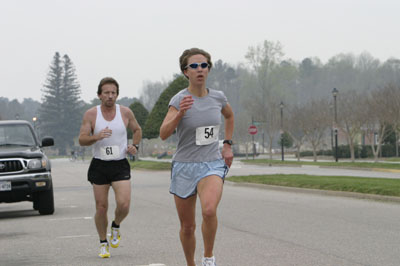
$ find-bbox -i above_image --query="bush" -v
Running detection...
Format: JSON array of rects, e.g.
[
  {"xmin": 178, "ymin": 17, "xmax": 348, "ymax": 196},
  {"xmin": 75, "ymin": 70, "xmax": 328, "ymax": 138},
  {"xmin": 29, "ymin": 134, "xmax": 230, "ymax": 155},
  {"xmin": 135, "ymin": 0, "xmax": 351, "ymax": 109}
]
[{"xmin": 300, "ymin": 144, "xmax": 397, "ymax": 159}]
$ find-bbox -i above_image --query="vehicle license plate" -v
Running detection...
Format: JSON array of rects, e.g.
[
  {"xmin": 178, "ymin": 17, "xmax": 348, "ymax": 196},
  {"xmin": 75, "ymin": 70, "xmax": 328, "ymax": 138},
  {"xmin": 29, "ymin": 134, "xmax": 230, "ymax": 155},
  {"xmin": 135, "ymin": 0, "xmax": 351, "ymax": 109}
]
[{"xmin": 0, "ymin": 181, "xmax": 11, "ymax": 191}]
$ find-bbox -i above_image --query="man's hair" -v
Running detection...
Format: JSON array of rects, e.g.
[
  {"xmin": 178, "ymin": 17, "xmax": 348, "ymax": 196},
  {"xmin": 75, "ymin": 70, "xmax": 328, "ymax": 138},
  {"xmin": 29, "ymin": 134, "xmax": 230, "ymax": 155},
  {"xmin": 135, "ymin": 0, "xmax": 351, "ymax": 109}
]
[
  {"xmin": 97, "ymin": 77, "xmax": 119, "ymax": 95},
  {"xmin": 179, "ymin": 48, "xmax": 212, "ymax": 78}
]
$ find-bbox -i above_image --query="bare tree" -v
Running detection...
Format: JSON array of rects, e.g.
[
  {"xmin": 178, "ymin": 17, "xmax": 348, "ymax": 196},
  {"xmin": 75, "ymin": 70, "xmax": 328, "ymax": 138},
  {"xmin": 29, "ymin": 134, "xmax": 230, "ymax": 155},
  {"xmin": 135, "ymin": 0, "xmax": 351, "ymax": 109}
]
[
  {"xmin": 244, "ymin": 40, "xmax": 285, "ymax": 159},
  {"xmin": 286, "ymin": 105, "xmax": 308, "ymax": 161},
  {"xmin": 139, "ymin": 80, "xmax": 168, "ymax": 111},
  {"xmin": 337, "ymin": 90, "xmax": 366, "ymax": 161},
  {"xmin": 302, "ymin": 99, "xmax": 331, "ymax": 161},
  {"xmin": 362, "ymin": 88, "xmax": 394, "ymax": 162},
  {"xmin": 380, "ymin": 84, "xmax": 400, "ymax": 157}
]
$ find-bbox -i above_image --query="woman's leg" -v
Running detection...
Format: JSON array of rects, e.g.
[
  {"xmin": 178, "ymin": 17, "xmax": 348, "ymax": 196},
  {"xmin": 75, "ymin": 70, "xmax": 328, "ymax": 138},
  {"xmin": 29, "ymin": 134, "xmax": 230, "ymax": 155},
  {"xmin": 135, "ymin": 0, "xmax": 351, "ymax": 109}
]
[
  {"xmin": 174, "ymin": 195, "xmax": 197, "ymax": 266},
  {"xmin": 197, "ymin": 175, "xmax": 223, "ymax": 258}
]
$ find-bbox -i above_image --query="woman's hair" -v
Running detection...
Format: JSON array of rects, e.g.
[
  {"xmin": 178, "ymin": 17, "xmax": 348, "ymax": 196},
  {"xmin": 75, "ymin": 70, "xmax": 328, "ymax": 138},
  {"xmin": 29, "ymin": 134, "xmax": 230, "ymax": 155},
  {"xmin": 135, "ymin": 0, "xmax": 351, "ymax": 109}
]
[
  {"xmin": 97, "ymin": 77, "xmax": 119, "ymax": 95},
  {"xmin": 179, "ymin": 48, "xmax": 213, "ymax": 77}
]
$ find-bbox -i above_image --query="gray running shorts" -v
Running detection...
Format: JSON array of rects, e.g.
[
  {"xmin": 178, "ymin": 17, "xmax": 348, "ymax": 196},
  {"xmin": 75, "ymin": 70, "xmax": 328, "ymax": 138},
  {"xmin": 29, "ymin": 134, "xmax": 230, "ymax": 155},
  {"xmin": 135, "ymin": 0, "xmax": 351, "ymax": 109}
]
[{"xmin": 170, "ymin": 159, "xmax": 228, "ymax": 199}]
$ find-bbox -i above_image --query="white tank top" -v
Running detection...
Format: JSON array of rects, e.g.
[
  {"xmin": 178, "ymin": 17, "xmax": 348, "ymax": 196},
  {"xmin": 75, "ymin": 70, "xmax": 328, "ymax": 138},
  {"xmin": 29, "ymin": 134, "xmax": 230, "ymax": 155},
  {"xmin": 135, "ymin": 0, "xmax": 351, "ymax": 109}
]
[{"xmin": 93, "ymin": 104, "xmax": 127, "ymax": 161}]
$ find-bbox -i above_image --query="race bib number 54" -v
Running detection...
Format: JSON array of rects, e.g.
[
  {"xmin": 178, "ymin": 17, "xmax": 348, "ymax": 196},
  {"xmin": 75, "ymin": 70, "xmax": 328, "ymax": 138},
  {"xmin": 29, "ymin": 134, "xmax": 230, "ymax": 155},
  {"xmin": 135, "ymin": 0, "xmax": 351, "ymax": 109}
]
[
  {"xmin": 196, "ymin": 125, "xmax": 219, "ymax": 145},
  {"xmin": 100, "ymin": 145, "xmax": 120, "ymax": 160}
]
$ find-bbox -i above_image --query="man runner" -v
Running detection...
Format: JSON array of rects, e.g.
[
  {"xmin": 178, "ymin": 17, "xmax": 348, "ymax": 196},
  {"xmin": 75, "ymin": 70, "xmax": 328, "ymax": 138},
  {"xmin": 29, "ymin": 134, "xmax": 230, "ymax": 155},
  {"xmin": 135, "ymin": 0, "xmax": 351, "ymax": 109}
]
[{"xmin": 79, "ymin": 77, "xmax": 142, "ymax": 258}]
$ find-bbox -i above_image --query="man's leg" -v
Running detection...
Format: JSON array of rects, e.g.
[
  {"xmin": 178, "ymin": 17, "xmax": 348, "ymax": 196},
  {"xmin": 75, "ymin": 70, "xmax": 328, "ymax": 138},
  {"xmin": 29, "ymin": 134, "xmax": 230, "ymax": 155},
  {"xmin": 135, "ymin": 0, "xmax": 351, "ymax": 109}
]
[
  {"xmin": 92, "ymin": 184, "xmax": 111, "ymax": 241},
  {"xmin": 111, "ymin": 180, "xmax": 131, "ymax": 225},
  {"xmin": 174, "ymin": 195, "xmax": 197, "ymax": 266},
  {"xmin": 108, "ymin": 180, "xmax": 131, "ymax": 248},
  {"xmin": 197, "ymin": 175, "xmax": 223, "ymax": 258}
]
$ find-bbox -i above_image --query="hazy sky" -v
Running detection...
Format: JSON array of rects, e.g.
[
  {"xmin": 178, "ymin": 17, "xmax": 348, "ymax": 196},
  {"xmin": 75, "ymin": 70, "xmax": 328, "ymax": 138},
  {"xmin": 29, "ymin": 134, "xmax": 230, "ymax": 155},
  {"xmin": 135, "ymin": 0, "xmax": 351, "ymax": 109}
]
[{"xmin": 1, "ymin": 0, "xmax": 399, "ymax": 103}]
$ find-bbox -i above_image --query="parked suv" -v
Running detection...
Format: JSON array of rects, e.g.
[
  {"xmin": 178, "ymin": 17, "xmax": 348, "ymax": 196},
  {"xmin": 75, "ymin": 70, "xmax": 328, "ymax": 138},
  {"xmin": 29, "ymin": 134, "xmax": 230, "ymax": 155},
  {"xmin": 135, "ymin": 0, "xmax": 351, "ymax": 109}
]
[{"xmin": 0, "ymin": 120, "xmax": 55, "ymax": 215}]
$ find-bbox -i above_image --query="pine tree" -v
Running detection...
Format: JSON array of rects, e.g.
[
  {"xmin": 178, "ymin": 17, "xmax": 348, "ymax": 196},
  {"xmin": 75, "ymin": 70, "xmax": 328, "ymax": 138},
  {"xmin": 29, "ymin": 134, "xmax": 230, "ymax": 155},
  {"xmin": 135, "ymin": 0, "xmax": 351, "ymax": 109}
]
[
  {"xmin": 39, "ymin": 52, "xmax": 82, "ymax": 155},
  {"xmin": 60, "ymin": 54, "xmax": 82, "ymax": 149},
  {"xmin": 40, "ymin": 52, "xmax": 64, "ymax": 151}
]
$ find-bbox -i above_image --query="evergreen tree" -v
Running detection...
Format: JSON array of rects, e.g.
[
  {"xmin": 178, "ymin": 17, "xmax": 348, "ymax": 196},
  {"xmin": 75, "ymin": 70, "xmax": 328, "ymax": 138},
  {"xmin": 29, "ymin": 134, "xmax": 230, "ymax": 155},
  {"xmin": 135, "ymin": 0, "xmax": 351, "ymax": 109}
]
[
  {"xmin": 39, "ymin": 52, "xmax": 82, "ymax": 154},
  {"xmin": 128, "ymin": 101, "xmax": 148, "ymax": 139},
  {"xmin": 60, "ymin": 54, "xmax": 82, "ymax": 150},
  {"xmin": 143, "ymin": 75, "xmax": 188, "ymax": 139},
  {"xmin": 39, "ymin": 52, "xmax": 63, "ymax": 150}
]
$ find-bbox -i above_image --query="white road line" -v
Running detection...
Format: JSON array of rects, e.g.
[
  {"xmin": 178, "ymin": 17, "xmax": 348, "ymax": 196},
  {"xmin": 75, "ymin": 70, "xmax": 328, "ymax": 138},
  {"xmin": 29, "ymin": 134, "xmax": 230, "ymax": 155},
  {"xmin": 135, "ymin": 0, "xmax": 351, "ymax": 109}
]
[
  {"xmin": 48, "ymin": 216, "xmax": 92, "ymax": 221},
  {"xmin": 57, "ymin": 234, "xmax": 93, "ymax": 239},
  {"xmin": 137, "ymin": 264, "xmax": 166, "ymax": 266}
]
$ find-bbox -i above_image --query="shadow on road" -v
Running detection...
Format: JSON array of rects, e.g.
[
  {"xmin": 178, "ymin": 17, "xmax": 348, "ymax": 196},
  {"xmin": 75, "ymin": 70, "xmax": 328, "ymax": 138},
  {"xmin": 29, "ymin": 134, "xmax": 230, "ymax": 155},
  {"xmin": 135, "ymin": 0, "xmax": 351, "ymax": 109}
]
[{"xmin": 0, "ymin": 209, "xmax": 39, "ymax": 219}]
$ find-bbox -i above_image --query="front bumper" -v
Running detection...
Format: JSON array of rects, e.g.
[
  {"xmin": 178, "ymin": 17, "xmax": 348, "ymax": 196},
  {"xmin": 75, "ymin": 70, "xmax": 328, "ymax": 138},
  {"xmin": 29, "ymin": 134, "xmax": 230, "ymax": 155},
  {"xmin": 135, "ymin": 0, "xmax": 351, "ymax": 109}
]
[{"xmin": 0, "ymin": 172, "xmax": 52, "ymax": 203}]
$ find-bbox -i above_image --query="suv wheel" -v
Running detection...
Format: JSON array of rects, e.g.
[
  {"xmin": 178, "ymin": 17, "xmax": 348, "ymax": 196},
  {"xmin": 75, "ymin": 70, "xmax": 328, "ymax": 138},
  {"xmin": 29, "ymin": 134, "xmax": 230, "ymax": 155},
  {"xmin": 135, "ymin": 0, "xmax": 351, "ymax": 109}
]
[{"xmin": 33, "ymin": 185, "xmax": 55, "ymax": 215}]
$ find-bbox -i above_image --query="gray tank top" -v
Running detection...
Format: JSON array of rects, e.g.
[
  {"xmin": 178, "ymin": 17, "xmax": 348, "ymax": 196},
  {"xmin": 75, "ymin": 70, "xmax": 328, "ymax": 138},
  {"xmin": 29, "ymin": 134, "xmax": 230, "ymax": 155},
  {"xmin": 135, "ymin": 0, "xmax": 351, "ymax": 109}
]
[{"xmin": 169, "ymin": 88, "xmax": 228, "ymax": 162}]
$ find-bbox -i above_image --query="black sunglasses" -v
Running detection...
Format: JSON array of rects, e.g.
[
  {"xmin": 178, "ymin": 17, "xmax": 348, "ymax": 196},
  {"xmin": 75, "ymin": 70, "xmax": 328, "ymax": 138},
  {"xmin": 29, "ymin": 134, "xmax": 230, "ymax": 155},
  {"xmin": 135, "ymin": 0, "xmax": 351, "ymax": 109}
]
[{"xmin": 185, "ymin": 62, "xmax": 209, "ymax": 69}]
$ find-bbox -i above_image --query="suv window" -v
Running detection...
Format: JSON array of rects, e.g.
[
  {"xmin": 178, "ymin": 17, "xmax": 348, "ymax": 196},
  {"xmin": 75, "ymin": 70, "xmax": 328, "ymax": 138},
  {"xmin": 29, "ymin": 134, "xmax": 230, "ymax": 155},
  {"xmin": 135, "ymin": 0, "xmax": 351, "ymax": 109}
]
[{"xmin": 0, "ymin": 124, "xmax": 36, "ymax": 146}]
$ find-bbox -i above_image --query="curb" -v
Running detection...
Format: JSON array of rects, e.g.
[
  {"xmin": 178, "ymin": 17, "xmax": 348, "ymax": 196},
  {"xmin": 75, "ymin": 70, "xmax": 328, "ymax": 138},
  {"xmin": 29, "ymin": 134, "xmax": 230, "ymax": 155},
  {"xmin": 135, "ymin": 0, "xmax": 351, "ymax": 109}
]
[{"xmin": 225, "ymin": 181, "xmax": 400, "ymax": 203}]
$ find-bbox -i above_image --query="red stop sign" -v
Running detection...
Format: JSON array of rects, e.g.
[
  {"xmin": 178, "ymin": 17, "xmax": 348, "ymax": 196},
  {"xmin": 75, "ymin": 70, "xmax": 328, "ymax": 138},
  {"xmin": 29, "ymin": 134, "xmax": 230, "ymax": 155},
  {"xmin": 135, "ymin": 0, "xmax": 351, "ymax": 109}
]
[{"xmin": 248, "ymin": 125, "xmax": 258, "ymax": 135}]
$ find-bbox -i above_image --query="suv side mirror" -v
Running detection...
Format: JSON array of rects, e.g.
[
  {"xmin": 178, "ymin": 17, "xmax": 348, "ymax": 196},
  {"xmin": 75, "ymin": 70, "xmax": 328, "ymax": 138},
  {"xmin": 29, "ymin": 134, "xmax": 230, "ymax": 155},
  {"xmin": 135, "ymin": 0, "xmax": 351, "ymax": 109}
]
[{"xmin": 41, "ymin": 137, "xmax": 54, "ymax": 147}]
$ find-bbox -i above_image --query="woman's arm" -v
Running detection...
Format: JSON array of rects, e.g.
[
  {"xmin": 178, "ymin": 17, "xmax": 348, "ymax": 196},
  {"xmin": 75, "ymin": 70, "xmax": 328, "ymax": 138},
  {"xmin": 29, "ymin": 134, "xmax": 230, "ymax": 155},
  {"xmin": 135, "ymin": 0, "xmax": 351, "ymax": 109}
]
[
  {"xmin": 160, "ymin": 95, "xmax": 193, "ymax": 140},
  {"xmin": 221, "ymin": 103, "xmax": 234, "ymax": 167}
]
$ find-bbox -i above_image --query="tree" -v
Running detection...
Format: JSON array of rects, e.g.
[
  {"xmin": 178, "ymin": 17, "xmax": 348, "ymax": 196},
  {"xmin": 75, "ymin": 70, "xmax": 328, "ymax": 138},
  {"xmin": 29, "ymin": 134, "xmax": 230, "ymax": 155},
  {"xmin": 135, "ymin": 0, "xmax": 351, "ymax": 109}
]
[
  {"xmin": 362, "ymin": 88, "xmax": 393, "ymax": 162},
  {"xmin": 336, "ymin": 90, "xmax": 366, "ymax": 162},
  {"xmin": 128, "ymin": 101, "xmax": 148, "ymax": 139},
  {"xmin": 243, "ymin": 40, "xmax": 286, "ymax": 158},
  {"xmin": 117, "ymin": 97, "xmax": 138, "ymax": 108},
  {"xmin": 39, "ymin": 52, "xmax": 82, "ymax": 154},
  {"xmin": 39, "ymin": 52, "xmax": 63, "ymax": 150},
  {"xmin": 143, "ymin": 75, "xmax": 188, "ymax": 139},
  {"xmin": 139, "ymin": 80, "xmax": 168, "ymax": 111},
  {"xmin": 278, "ymin": 132, "xmax": 293, "ymax": 148},
  {"xmin": 59, "ymin": 54, "xmax": 82, "ymax": 150},
  {"xmin": 379, "ymin": 84, "xmax": 400, "ymax": 157},
  {"xmin": 302, "ymin": 99, "xmax": 331, "ymax": 161}
]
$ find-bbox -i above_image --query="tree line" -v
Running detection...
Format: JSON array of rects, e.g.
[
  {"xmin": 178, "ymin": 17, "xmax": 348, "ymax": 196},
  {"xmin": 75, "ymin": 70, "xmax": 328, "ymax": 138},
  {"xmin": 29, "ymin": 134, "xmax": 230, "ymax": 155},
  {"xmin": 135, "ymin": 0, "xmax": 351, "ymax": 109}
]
[
  {"xmin": 142, "ymin": 40, "xmax": 400, "ymax": 161},
  {"xmin": 2, "ymin": 40, "xmax": 399, "ymax": 160}
]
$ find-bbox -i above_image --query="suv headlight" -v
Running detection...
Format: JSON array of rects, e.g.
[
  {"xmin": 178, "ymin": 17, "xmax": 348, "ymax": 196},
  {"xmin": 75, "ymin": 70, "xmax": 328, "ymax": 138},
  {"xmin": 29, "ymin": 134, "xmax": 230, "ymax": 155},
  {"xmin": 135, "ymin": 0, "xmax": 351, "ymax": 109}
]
[{"xmin": 28, "ymin": 159, "xmax": 43, "ymax": 169}]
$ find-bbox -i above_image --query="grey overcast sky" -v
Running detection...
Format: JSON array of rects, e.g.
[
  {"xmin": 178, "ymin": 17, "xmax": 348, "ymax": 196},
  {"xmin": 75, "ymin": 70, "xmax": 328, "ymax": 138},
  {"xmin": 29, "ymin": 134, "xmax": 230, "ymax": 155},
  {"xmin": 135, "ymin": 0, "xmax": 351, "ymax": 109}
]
[{"xmin": 1, "ymin": 0, "xmax": 399, "ymax": 103}]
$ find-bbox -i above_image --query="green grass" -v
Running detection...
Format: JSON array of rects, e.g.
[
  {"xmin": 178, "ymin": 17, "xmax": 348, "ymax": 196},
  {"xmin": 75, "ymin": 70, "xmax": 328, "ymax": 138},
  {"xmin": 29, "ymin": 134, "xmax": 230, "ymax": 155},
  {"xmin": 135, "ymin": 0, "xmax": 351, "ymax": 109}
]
[
  {"xmin": 129, "ymin": 160, "xmax": 171, "ymax": 170},
  {"xmin": 128, "ymin": 159, "xmax": 400, "ymax": 197},
  {"xmin": 227, "ymin": 174, "xmax": 400, "ymax": 197},
  {"xmin": 242, "ymin": 159, "xmax": 400, "ymax": 170}
]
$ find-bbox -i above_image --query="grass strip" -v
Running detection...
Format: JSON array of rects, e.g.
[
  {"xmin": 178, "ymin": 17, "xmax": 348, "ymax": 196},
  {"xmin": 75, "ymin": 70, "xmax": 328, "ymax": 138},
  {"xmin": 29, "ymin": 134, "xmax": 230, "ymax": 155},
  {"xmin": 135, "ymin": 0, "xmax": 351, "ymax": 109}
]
[
  {"xmin": 129, "ymin": 160, "xmax": 171, "ymax": 170},
  {"xmin": 227, "ymin": 174, "xmax": 400, "ymax": 197},
  {"xmin": 242, "ymin": 159, "xmax": 400, "ymax": 170}
]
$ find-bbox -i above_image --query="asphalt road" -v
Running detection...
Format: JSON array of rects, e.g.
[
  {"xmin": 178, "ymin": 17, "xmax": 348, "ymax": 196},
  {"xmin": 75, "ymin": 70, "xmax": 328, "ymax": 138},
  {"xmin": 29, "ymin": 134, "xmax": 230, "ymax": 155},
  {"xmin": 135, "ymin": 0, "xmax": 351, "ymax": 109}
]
[{"xmin": 0, "ymin": 159, "xmax": 399, "ymax": 266}]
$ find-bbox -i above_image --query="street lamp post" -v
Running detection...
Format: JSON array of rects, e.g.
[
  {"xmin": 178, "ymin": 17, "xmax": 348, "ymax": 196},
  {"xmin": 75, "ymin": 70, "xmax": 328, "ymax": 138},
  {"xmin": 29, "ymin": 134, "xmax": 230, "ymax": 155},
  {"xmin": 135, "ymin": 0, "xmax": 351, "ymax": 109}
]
[
  {"xmin": 280, "ymin": 101, "xmax": 284, "ymax": 161},
  {"xmin": 32, "ymin": 116, "xmax": 37, "ymax": 131},
  {"xmin": 332, "ymin": 88, "xmax": 339, "ymax": 162}
]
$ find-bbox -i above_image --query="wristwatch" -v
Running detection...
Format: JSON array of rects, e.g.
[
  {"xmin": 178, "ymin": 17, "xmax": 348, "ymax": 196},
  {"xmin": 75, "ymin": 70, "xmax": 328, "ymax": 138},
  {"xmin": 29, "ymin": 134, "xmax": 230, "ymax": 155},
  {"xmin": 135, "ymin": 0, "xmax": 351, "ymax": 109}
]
[
  {"xmin": 222, "ymin": 140, "xmax": 233, "ymax": 145},
  {"xmin": 133, "ymin": 144, "xmax": 139, "ymax": 150}
]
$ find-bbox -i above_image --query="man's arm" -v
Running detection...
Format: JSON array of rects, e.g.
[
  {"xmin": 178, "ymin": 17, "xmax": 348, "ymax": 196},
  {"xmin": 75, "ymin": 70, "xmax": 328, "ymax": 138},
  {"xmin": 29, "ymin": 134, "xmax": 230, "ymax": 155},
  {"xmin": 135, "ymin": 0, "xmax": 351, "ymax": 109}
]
[
  {"xmin": 79, "ymin": 109, "xmax": 98, "ymax": 146},
  {"xmin": 79, "ymin": 108, "xmax": 112, "ymax": 146},
  {"xmin": 124, "ymin": 107, "xmax": 142, "ymax": 155}
]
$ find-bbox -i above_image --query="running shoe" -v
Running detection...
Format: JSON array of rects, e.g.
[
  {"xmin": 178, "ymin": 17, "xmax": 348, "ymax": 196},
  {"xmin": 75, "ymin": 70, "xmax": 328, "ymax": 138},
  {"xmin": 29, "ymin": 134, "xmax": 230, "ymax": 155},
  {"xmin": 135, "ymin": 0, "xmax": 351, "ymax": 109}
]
[
  {"xmin": 110, "ymin": 227, "xmax": 120, "ymax": 248},
  {"xmin": 202, "ymin": 256, "xmax": 216, "ymax": 266},
  {"xmin": 98, "ymin": 243, "xmax": 110, "ymax": 258}
]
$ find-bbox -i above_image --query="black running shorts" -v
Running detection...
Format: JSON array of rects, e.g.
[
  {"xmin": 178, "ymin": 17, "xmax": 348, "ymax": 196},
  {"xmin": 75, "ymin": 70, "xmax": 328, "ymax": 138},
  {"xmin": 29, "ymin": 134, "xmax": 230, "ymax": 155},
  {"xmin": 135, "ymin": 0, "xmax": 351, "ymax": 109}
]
[{"xmin": 88, "ymin": 158, "xmax": 131, "ymax": 185}]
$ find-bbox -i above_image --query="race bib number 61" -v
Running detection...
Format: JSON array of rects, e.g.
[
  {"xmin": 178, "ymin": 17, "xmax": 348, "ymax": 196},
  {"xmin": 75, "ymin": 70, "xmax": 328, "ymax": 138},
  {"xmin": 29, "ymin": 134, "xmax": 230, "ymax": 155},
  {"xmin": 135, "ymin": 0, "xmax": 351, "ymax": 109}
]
[
  {"xmin": 196, "ymin": 125, "xmax": 219, "ymax": 145},
  {"xmin": 100, "ymin": 145, "xmax": 120, "ymax": 160}
]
